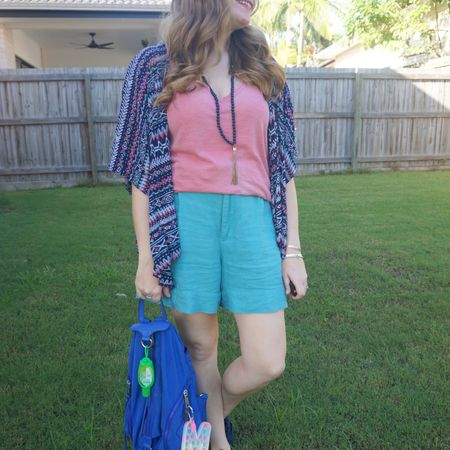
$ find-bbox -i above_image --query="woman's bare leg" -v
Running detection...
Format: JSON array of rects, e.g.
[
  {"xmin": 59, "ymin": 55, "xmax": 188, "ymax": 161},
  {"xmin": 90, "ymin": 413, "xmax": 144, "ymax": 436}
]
[
  {"xmin": 221, "ymin": 309, "xmax": 287, "ymax": 417},
  {"xmin": 171, "ymin": 308, "xmax": 230, "ymax": 450}
]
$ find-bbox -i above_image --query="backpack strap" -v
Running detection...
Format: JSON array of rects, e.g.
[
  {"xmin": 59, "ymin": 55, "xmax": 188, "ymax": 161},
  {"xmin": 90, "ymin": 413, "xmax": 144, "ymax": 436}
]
[{"xmin": 138, "ymin": 297, "xmax": 168, "ymax": 322}]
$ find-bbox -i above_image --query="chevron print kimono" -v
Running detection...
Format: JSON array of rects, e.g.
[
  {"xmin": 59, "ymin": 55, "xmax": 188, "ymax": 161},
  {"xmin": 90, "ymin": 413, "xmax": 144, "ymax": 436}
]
[{"xmin": 109, "ymin": 41, "xmax": 299, "ymax": 288}]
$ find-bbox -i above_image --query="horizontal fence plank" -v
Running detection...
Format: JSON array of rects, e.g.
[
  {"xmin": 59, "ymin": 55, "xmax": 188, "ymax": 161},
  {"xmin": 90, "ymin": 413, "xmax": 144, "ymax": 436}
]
[
  {"xmin": 1, "ymin": 111, "xmax": 448, "ymax": 126},
  {"xmin": 285, "ymin": 70, "xmax": 450, "ymax": 80},
  {"xmin": 0, "ymin": 115, "xmax": 119, "ymax": 126},
  {"xmin": 0, "ymin": 73, "xmax": 127, "ymax": 82},
  {"xmin": 358, "ymin": 154, "xmax": 450, "ymax": 162},
  {"xmin": 2, "ymin": 153, "xmax": 449, "ymax": 176},
  {"xmin": 0, "ymin": 166, "xmax": 93, "ymax": 175}
]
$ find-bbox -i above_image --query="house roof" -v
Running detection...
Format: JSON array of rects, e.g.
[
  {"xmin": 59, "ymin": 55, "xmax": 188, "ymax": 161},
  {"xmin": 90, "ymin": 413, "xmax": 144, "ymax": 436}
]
[
  {"xmin": 0, "ymin": 0, "xmax": 171, "ymax": 11},
  {"xmin": 315, "ymin": 38, "xmax": 360, "ymax": 60}
]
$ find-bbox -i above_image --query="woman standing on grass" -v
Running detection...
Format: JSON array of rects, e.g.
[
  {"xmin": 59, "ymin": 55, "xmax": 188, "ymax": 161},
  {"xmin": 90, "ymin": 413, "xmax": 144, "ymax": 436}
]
[{"xmin": 109, "ymin": 0, "xmax": 308, "ymax": 448}]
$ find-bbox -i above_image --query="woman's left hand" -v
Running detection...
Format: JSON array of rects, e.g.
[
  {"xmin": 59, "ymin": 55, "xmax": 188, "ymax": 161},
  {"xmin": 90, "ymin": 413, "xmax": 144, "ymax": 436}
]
[{"xmin": 282, "ymin": 256, "xmax": 308, "ymax": 300}]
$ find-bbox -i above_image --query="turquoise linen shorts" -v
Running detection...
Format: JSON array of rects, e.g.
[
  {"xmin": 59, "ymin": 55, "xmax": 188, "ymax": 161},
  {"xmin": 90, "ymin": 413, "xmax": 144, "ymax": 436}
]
[{"xmin": 160, "ymin": 192, "xmax": 288, "ymax": 314}]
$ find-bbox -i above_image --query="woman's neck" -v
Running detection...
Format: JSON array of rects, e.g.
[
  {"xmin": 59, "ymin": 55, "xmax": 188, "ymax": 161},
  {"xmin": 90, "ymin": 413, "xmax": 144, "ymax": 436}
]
[{"xmin": 204, "ymin": 35, "xmax": 232, "ymax": 71}]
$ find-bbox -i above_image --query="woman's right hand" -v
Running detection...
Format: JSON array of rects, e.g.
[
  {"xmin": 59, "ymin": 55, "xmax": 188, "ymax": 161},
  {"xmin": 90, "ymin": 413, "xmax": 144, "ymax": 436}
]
[{"xmin": 135, "ymin": 261, "xmax": 170, "ymax": 303}]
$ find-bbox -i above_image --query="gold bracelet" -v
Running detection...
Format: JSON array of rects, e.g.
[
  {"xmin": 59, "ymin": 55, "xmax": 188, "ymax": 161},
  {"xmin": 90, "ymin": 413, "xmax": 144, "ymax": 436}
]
[{"xmin": 285, "ymin": 252, "xmax": 304, "ymax": 259}]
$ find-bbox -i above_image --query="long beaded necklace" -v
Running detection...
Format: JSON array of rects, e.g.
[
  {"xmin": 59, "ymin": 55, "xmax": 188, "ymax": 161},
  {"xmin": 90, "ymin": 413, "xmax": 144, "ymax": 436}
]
[{"xmin": 201, "ymin": 71, "xmax": 239, "ymax": 185}]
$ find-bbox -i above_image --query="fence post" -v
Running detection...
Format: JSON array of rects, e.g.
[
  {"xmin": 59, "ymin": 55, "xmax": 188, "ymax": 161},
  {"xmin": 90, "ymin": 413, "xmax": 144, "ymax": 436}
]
[
  {"xmin": 83, "ymin": 74, "xmax": 98, "ymax": 185},
  {"xmin": 351, "ymin": 70, "xmax": 363, "ymax": 172}
]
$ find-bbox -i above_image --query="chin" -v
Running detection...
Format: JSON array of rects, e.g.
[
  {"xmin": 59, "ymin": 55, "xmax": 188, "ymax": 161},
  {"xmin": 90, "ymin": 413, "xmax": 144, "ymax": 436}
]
[{"xmin": 230, "ymin": 0, "xmax": 253, "ymax": 29}]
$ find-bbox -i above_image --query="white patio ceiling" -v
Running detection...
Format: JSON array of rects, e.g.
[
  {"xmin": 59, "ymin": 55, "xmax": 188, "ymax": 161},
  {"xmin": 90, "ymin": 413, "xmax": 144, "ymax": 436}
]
[
  {"xmin": 0, "ymin": 0, "xmax": 171, "ymax": 11},
  {"xmin": 0, "ymin": 0, "xmax": 171, "ymax": 67}
]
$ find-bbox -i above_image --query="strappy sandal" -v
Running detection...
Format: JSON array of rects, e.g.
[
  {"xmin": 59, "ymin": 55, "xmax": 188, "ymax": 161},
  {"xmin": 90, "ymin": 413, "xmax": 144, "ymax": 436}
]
[{"xmin": 224, "ymin": 416, "xmax": 236, "ymax": 447}]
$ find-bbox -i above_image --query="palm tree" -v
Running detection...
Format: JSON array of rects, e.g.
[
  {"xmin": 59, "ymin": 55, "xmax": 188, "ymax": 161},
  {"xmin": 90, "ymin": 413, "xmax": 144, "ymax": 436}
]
[{"xmin": 254, "ymin": 0, "xmax": 345, "ymax": 66}]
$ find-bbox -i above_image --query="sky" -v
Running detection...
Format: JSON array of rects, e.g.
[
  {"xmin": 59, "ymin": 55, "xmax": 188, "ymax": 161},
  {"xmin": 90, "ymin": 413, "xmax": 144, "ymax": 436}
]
[{"xmin": 328, "ymin": 0, "xmax": 352, "ymax": 35}]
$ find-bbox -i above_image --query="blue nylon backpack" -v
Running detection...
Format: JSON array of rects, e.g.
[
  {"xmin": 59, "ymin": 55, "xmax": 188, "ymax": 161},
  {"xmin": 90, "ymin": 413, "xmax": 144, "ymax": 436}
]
[{"xmin": 123, "ymin": 297, "xmax": 209, "ymax": 450}]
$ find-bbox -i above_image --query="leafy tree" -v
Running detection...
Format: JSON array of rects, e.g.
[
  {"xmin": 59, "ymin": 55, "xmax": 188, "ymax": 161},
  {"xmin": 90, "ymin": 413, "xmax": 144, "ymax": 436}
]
[
  {"xmin": 253, "ymin": 0, "xmax": 344, "ymax": 66},
  {"xmin": 343, "ymin": 0, "xmax": 450, "ymax": 59}
]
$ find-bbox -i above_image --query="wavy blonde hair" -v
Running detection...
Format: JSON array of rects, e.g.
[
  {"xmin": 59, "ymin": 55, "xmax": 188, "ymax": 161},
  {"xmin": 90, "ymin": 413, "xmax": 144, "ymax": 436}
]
[{"xmin": 152, "ymin": 0, "xmax": 286, "ymax": 110}]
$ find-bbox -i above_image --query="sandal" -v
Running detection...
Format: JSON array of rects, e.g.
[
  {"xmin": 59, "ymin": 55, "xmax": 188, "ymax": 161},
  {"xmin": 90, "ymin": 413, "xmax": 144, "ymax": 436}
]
[{"xmin": 224, "ymin": 416, "xmax": 236, "ymax": 447}]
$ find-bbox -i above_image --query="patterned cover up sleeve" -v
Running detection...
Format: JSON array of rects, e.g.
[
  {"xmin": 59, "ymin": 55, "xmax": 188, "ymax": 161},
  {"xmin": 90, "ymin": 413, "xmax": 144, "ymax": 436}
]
[
  {"xmin": 278, "ymin": 81, "xmax": 299, "ymax": 183},
  {"xmin": 108, "ymin": 48, "xmax": 153, "ymax": 195}
]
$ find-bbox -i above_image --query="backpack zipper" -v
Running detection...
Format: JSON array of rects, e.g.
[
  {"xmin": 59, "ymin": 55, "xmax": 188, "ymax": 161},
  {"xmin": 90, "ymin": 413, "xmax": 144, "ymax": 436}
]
[
  {"xmin": 183, "ymin": 388, "xmax": 192, "ymax": 422},
  {"xmin": 163, "ymin": 387, "xmax": 189, "ymax": 450}
]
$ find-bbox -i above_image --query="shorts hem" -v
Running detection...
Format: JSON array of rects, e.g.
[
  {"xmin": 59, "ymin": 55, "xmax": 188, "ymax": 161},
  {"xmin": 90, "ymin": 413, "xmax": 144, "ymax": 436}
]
[
  {"xmin": 220, "ymin": 303, "xmax": 288, "ymax": 314},
  {"xmin": 161, "ymin": 299, "xmax": 218, "ymax": 315}
]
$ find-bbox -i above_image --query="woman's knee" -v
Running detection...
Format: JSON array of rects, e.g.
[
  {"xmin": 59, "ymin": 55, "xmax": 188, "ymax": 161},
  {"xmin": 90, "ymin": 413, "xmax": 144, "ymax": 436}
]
[
  {"xmin": 244, "ymin": 354, "xmax": 286, "ymax": 381},
  {"xmin": 234, "ymin": 310, "xmax": 287, "ymax": 381},
  {"xmin": 172, "ymin": 310, "xmax": 219, "ymax": 362},
  {"xmin": 186, "ymin": 337, "xmax": 218, "ymax": 362}
]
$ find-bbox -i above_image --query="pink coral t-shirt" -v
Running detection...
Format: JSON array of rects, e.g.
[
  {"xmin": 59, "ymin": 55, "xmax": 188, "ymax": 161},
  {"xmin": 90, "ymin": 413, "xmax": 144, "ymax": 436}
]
[{"xmin": 167, "ymin": 78, "xmax": 271, "ymax": 203}]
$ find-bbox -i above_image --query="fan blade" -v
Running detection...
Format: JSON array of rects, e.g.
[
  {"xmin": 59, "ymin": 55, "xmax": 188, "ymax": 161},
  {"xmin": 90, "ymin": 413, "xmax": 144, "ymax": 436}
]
[{"xmin": 98, "ymin": 42, "xmax": 114, "ymax": 47}]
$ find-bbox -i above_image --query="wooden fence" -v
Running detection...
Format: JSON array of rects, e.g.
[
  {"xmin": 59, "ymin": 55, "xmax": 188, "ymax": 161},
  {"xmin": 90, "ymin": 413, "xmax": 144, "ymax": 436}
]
[{"xmin": 0, "ymin": 66, "xmax": 449, "ymax": 190}]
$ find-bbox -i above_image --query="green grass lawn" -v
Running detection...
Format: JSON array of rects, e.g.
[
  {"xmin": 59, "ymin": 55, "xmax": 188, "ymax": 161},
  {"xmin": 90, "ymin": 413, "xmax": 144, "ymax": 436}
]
[{"xmin": 0, "ymin": 171, "xmax": 449, "ymax": 450}]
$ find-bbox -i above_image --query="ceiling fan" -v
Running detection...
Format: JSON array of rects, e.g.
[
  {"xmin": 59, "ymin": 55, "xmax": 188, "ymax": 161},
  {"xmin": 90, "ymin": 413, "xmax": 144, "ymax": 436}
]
[{"xmin": 69, "ymin": 32, "xmax": 114, "ymax": 50}]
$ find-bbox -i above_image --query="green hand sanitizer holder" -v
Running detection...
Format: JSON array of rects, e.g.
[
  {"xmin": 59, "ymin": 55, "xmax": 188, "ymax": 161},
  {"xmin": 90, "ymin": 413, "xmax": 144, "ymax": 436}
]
[{"xmin": 138, "ymin": 338, "xmax": 155, "ymax": 398}]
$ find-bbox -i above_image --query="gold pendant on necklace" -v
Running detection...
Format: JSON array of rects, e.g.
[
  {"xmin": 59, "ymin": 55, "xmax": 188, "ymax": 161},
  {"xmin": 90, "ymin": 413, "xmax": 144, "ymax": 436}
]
[{"xmin": 231, "ymin": 145, "xmax": 238, "ymax": 185}]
